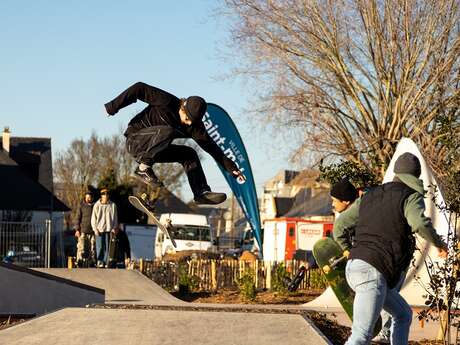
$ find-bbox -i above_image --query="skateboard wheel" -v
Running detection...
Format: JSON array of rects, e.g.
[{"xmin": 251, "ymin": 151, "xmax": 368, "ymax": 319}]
[
  {"xmin": 140, "ymin": 193, "xmax": 148, "ymax": 200},
  {"xmin": 323, "ymin": 265, "xmax": 331, "ymax": 274}
]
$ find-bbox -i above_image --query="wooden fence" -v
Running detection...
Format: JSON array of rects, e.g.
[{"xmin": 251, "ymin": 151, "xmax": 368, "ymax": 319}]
[{"xmin": 136, "ymin": 259, "xmax": 327, "ymax": 292}]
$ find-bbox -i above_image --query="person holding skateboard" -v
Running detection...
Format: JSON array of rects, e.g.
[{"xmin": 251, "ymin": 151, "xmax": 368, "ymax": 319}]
[
  {"xmin": 104, "ymin": 82, "xmax": 245, "ymax": 205},
  {"xmin": 332, "ymin": 178, "xmax": 395, "ymax": 343},
  {"xmin": 334, "ymin": 153, "xmax": 447, "ymax": 345}
]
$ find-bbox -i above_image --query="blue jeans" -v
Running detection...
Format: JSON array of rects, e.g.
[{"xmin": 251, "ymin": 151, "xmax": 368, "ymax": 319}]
[
  {"xmin": 96, "ymin": 232, "xmax": 110, "ymax": 266},
  {"xmin": 345, "ymin": 259, "xmax": 412, "ymax": 345},
  {"xmin": 379, "ymin": 270, "xmax": 407, "ymax": 340}
]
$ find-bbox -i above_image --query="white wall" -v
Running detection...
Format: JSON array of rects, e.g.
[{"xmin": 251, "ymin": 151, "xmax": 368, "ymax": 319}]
[{"xmin": 263, "ymin": 221, "xmax": 286, "ymax": 262}]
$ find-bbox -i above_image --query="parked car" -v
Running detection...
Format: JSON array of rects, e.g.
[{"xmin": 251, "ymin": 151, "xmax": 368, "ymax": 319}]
[{"xmin": 6, "ymin": 244, "xmax": 42, "ymax": 266}]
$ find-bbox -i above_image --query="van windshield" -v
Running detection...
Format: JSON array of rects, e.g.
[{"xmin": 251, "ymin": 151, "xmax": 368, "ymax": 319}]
[{"xmin": 169, "ymin": 225, "xmax": 211, "ymax": 242}]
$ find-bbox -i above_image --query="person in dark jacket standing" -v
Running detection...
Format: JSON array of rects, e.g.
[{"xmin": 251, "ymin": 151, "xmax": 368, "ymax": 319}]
[
  {"xmin": 104, "ymin": 82, "xmax": 245, "ymax": 205},
  {"xmin": 74, "ymin": 190, "xmax": 96, "ymax": 267},
  {"xmin": 335, "ymin": 153, "xmax": 448, "ymax": 345}
]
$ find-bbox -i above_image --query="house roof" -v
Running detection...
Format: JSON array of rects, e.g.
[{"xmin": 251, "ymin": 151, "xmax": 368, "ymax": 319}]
[
  {"xmin": 0, "ymin": 158, "xmax": 69, "ymax": 212},
  {"xmin": 0, "ymin": 150, "xmax": 18, "ymax": 166},
  {"xmin": 189, "ymin": 205, "xmax": 227, "ymax": 218},
  {"xmin": 0, "ymin": 139, "xmax": 69, "ymax": 212},
  {"xmin": 5, "ymin": 137, "xmax": 53, "ymax": 192},
  {"xmin": 153, "ymin": 189, "xmax": 194, "ymax": 215},
  {"xmin": 283, "ymin": 189, "xmax": 332, "ymax": 217},
  {"xmin": 274, "ymin": 197, "xmax": 295, "ymax": 217}
]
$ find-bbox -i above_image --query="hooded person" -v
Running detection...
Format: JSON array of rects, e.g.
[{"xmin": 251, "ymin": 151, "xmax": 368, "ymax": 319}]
[
  {"xmin": 104, "ymin": 82, "xmax": 245, "ymax": 205},
  {"xmin": 334, "ymin": 153, "xmax": 447, "ymax": 345}
]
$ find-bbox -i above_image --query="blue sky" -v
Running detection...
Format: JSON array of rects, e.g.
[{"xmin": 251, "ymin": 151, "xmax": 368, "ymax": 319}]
[{"xmin": 0, "ymin": 0, "xmax": 296, "ymax": 201}]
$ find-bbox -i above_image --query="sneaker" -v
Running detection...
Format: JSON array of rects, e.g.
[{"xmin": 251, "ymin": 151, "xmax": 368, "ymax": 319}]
[
  {"xmin": 194, "ymin": 191, "xmax": 227, "ymax": 205},
  {"xmin": 134, "ymin": 166, "xmax": 164, "ymax": 188},
  {"xmin": 372, "ymin": 334, "xmax": 390, "ymax": 344}
]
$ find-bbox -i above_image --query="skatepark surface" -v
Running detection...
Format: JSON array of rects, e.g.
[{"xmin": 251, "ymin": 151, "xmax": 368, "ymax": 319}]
[
  {"xmin": 0, "ymin": 308, "xmax": 326, "ymax": 345},
  {"xmin": 0, "ymin": 267, "xmax": 450, "ymax": 344},
  {"xmin": 0, "ymin": 267, "xmax": 331, "ymax": 345}
]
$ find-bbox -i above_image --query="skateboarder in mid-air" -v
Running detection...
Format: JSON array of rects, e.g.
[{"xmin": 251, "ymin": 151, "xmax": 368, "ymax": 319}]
[{"xmin": 104, "ymin": 82, "xmax": 245, "ymax": 205}]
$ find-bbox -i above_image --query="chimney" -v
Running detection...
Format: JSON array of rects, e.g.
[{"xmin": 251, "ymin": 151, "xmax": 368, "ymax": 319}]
[{"xmin": 2, "ymin": 127, "xmax": 10, "ymax": 153}]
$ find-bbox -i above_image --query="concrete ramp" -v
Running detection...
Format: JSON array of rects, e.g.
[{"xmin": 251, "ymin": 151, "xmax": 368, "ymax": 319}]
[
  {"xmin": 0, "ymin": 267, "xmax": 334, "ymax": 344},
  {"xmin": 0, "ymin": 263, "xmax": 104, "ymax": 315},
  {"xmin": 34, "ymin": 268, "xmax": 185, "ymax": 305},
  {"xmin": 0, "ymin": 307, "xmax": 331, "ymax": 345}
]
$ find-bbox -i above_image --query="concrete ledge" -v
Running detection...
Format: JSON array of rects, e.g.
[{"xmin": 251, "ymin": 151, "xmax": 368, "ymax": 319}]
[
  {"xmin": 34, "ymin": 268, "xmax": 185, "ymax": 305},
  {"xmin": 1, "ymin": 263, "xmax": 104, "ymax": 294},
  {"xmin": 0, "ymin": 263, "xmax": 104, "ymax": 315}
]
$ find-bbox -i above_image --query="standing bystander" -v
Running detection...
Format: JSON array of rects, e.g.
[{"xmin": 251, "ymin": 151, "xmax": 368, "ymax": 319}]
[
  {"xmin": 91, "ymin": 188, "xmax": 118, "ymax": 268},
  {"xmin": 74, "ymin": 190, "xmax": 96, "ymax": 267}
]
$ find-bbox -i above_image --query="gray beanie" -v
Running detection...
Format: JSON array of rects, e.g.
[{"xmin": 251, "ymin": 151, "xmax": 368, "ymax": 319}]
[{"xmin": 394, "ymin": 153, "xmax": 421, "ymax": 177}]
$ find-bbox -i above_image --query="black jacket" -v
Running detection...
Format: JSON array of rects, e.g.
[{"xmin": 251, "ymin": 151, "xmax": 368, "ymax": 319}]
[
  {"xmin": 349, "ymin": 182, "xmax": 415, "ymax": 288},
  {"xmin": 105, "ymin": 82, "xmax": 238, "ymax": 173},
  {"xmin": 74, "ymin": 201, "xmax": 94, "ymax": 234}
]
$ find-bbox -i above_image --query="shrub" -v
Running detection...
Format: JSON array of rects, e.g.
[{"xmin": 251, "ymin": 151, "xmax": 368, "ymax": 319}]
[
  {"xmin": 308, "ymin": 269, "xmax": 328, "ymax": 290},
  {"xmin": 271, "ymin": 263, "xmax": 291, "ymax": 295},
  {"xmin": 236, "ymin": 270, "xmax": 257, "ymax": 301},
  {"xmin": 177, "ymin": 263, "xmax": 199, "ymax": 294}
]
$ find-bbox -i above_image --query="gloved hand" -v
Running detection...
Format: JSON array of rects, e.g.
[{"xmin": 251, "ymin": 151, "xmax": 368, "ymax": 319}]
[
  {"xmin": 104, "ymin": 103, "xmax": 117, "ymax": 116},
  {"xmin": 232, "ymin": 169, "xmax": 246, "ymax": 183}
]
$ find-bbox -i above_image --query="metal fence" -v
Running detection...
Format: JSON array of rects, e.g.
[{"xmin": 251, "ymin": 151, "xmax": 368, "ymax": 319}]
[{"xmin": 0, "ymin": 221, "xmax": 51, "ymax": 268}]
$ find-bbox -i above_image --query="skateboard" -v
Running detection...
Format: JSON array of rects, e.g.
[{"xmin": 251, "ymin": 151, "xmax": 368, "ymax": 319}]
[
  {"xmin": 128, "ymin": 194, "xmax": 177, "ymax": 248},
  {"xmin": 313, "ymin": 237, "xmax": 381, "ymax": 336},
  {"xmin": 107, "ymin": 233, "xmax": 120, "ymax": 268}
]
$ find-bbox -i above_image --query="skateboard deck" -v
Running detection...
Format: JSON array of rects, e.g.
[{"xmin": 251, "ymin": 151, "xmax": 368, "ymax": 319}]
[
  {"xmin": 128, "ymin": 195, "xmax": 177, "ymax": 248},
  {"xmin": 313, "ymin": 237, "xmax": 381, "ymax": 336}
]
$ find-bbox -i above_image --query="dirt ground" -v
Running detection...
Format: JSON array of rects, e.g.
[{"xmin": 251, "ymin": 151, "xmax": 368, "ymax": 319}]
[
  {"xmin": 171, "ymin": 288, "xmax": 324, "ymax": 304},
  {"xmin": 0, "ymin": 316, "xmax": 31, "ymax": 331},
  {"xmin": 172, "ymin": 289, "xmax": 444, "ymax": 345}
]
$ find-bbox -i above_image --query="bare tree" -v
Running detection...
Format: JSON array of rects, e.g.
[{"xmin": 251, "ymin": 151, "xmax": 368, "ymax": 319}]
[
  {"xmin": 221, "ymin": 0, "xmax": 460, "ymax": 178},
  {"xmin": 54, "ymin": 133, "xmax": 100, "ymax": 217}
]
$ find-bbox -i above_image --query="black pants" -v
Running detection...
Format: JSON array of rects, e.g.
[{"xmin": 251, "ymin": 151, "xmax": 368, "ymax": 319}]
[{"xmin": 126, "ymin": 127, "xmax": 210, "ymax": 197}]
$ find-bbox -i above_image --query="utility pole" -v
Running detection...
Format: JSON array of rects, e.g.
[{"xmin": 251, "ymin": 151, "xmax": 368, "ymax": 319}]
[{"xmin": 231, "ymin": 193, "xmax": 235, "ymax": 246}]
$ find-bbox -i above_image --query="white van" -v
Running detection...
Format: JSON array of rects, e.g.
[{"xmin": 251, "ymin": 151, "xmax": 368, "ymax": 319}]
[{"xmin": 155, "ymin": 213, "xmax": 213, "ymax": 259}]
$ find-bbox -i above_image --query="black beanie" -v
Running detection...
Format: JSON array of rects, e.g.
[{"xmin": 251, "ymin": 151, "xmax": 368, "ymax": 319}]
[
  {"xmin": 185, "ymin": 96, "xmax": 207, "ymax": 123},
  {"xmin": 394, "ymin": 153, "xmax": 421, "ymax": 177},
  {"xmin": 330, "ymin": 178, "xmax": 358, "ymax": 202}
]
